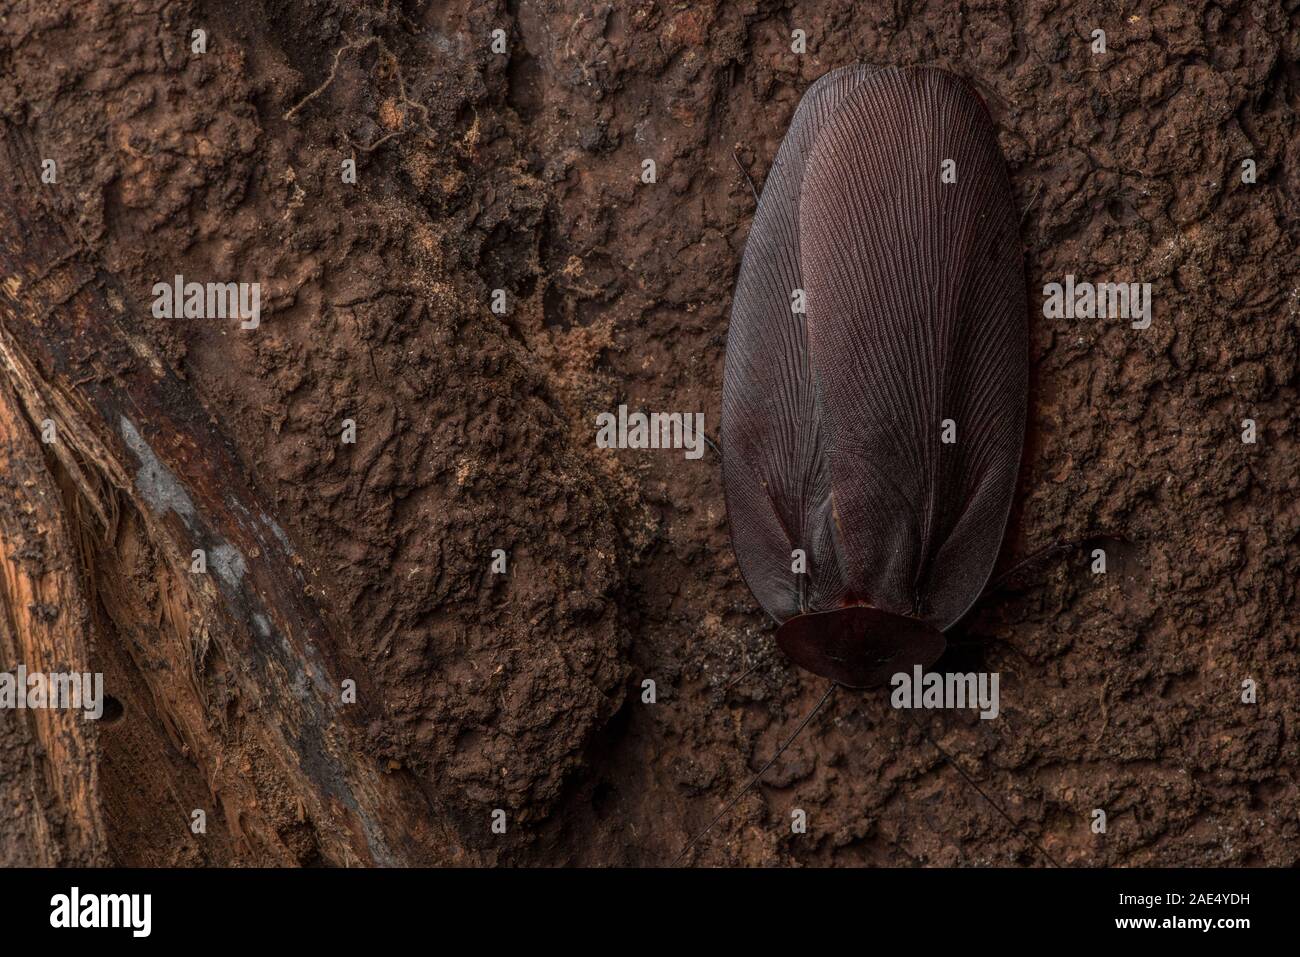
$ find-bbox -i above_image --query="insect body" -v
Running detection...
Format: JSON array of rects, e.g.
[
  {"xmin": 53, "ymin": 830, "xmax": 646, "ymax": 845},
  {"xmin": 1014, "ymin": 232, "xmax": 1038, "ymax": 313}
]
[{"xmin": 722, "ymin": 65, "xmax": 1027, "ymax": 688}]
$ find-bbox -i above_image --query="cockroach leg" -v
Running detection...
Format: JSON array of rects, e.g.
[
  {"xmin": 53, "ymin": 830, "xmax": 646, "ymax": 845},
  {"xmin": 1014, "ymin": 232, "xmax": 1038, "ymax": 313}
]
[
  {"xmin": 1020, "ymin": 180, "xmax": 1044, "ymax": 224},
  {"xmin": 988, "ymin": 536, "xmax": 1092, "ymax": 593},
  {"xmin": 990, "ymin": 530, "xmax": 1134, "ymax": 594},
  {"xmin": 701, "ymin": 431, "xmax": 722, "ymax": 460},
  {"xmin": 731, "ymin": 147, "xmax": 760, "ymax": 206},
  {"xmin": 721, "ymin": 659, "xmax": 767, "ymax": 695}
]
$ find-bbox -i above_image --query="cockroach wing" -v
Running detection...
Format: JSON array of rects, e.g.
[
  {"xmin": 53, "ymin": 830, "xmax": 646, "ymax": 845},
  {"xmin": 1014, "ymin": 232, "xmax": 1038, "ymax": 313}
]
[
  {"xmin": 722, "ymin": 65, "xmax": 874, "ymax": 623},
  {"xmin": 798, "ymin": 67, "xmax": 1027, "ymax": 629}
]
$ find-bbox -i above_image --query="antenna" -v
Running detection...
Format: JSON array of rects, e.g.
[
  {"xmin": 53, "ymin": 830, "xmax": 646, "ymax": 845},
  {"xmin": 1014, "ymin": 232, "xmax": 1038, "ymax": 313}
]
[
  {"xmin": 904, "ymin": 708, "xmax": 1062, "ymax": 867},
  {"xmin": 671, "ymin": 682, "xmax": 836, "ymax": 867}
]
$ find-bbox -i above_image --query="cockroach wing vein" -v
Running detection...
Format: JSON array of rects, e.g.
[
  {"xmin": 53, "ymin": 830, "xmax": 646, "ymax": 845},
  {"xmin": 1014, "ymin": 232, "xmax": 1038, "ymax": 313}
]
[
  {"xmin": 797, "ymin": 67, "xmax": 1027, "ymax": 630},
  {"xmin": 722, "ymin": 65, "xmax": 875, "ymax": 624}
]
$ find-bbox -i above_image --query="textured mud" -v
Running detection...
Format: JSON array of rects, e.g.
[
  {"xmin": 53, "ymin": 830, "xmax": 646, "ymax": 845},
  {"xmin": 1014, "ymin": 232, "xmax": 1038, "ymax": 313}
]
[{"xmin": 0, "ymin": 0, "xmax": 1297, "ymax": 866}]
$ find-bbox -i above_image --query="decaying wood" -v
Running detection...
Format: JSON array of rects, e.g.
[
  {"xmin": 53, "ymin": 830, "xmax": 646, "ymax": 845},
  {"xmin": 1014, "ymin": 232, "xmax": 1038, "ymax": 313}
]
[
  {"xmin": 0, "ymin": 372, "xmax": 107, "ymax": 866},
  {"xmin": 0, "ymin": 132, "xmax": 456, "ymax": 866}
]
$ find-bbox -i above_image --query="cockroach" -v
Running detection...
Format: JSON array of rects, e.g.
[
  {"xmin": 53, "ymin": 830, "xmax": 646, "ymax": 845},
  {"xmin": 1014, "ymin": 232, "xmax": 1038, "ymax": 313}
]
[{"xmin": 677, "ymin": 65, "xmax": 1053, "ymax": 865}]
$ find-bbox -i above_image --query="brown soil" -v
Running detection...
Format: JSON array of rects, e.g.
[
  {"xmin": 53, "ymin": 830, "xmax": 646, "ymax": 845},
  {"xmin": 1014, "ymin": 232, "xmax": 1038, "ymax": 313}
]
[{"xmin": 0, "ymin": 0, "xmax": 1297, "ymax": 866}]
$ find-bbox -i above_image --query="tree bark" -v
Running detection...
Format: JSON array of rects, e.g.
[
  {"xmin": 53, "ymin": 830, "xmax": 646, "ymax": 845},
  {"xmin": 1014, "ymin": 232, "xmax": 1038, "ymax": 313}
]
[{"xmin": 0, "ymin": 133, "xmax": 451, "ymax": 865}]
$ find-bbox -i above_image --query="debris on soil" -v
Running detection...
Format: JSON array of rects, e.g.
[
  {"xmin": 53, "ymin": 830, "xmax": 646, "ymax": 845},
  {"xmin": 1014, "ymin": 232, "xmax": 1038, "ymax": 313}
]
[{"xmin": 0, "ymin": 0, "xmax": 1296, "ymax": 867}]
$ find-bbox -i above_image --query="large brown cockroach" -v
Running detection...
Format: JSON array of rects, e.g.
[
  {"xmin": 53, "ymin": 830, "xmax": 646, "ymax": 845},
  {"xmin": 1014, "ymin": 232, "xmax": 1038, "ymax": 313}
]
[{"xmin": 677, "ymin": 65, "xmax": 1051, "ymax": 865}]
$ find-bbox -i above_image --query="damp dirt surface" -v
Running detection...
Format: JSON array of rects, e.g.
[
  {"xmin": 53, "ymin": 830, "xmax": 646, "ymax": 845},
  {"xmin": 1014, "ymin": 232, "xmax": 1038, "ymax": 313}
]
[{"xmin": 0, "ymin": 0, "xmax": 1297, "ymax": 866}]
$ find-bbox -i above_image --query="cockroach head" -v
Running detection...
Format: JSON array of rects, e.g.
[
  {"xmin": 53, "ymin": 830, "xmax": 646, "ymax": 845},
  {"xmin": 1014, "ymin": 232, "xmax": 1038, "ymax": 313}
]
[{"xmin": 775, "ymin": 605, "xmax": 946, "ymax": 689}]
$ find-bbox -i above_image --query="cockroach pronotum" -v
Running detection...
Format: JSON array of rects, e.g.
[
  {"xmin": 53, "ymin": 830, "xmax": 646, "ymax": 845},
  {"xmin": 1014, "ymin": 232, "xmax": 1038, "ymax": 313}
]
[{"xmin": 676, "ymin": 65, "xmax": 1057, "ymax": 865}]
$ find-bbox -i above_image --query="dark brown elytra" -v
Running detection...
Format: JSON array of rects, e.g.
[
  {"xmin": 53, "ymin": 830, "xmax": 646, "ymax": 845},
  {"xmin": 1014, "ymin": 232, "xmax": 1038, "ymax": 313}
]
[
  {"xmin": 722, "ymin": 63, "xmax": 1027, "ymax": 688},
  {"xmin": 672, "ymin": 64, "xmax": 1049, "ymax": 867}
]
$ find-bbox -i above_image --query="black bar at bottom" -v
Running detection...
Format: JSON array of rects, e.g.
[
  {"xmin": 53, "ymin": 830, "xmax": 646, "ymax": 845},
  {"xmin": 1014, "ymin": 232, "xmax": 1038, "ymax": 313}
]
[{"xmin": 0, "ymin": 866, "xmax": 1275, "ymax": 943}]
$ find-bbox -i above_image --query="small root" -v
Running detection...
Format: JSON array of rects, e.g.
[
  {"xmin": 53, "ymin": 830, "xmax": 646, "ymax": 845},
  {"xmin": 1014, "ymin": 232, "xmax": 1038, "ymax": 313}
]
[
  {"xmin": 284, "ymin": 35, "xmax": 435, "ymax": 155},
  {"xmin": 284, "ymin": 36, "xmax": 379, "ymax": 122}
]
